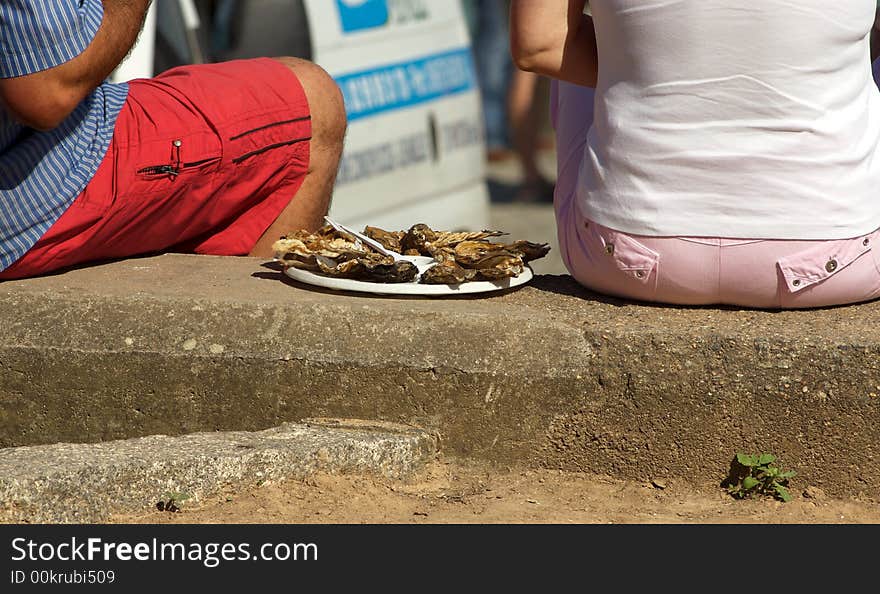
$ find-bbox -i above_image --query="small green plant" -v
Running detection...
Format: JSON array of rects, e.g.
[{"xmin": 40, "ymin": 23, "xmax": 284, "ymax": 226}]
[
  {"xmin": 724, "ymin": 453, "xmax": 796, "ymax": 503},
  {"xmin": 156, "ymin": 491, "xmax": 192, "ymax": 513}
]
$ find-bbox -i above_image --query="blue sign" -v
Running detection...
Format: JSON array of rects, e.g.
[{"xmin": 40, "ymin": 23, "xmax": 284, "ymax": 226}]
[
  {"xmin": 335, "ymin": 48, "xmax": 477, "ymax": 122},
  {"xmin": 336, "ymin": 0, "xmax": 389, "ymax": 33}
]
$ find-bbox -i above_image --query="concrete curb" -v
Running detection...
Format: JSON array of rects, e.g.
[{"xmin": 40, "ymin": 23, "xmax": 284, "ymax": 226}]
[
  {"xmin": 1, "ymin": 254, "xmax": 880, "ymax": 497},
  {"xmin": 0, "ymin": 420, "xmax": 437, "ymax": 523}
]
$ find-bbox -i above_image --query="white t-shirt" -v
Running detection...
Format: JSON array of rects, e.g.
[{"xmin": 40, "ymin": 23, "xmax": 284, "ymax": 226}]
[{"xmin": 578, "ymin": 0, "xmax": 880, "ymax": 239}]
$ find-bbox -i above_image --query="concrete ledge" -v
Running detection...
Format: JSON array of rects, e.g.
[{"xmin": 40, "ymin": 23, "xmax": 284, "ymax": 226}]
[
  {"xmin": 1, "ymin": 254, "xmax": 879, "ymax": 497},
  {"xmin": 0, "ymin": 420, "xmax": 437, "ymax": 523}
]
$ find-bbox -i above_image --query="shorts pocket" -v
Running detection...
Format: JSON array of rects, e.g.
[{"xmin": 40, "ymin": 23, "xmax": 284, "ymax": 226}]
[
  {"xmin": 777, "ymin": 234, "xmax": 873, "ymax": 294},
  {"xmin": 777, "ymin": 231, "xmax": 880, "ymax": 307},
  {"xmin": 588, "ymin": 221, "xmax": 660, "ymax": 285},
  {"xmin": 118, "ymin": 131, "xmax": 222, "ymax": 199},
  {"xmin": 577, "ymin": 220, "xmax": 661, "ymax": 301}
]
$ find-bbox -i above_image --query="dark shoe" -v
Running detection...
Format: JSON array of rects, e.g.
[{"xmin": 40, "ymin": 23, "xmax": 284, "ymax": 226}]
[{"xmin": 513, "ymin": 177, "xmax": 556, "ymax": 203}]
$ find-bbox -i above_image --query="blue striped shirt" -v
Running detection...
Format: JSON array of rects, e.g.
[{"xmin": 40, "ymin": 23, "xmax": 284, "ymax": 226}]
[{"xmin": 0, "ymin": 0, "xmax": 129, "ymax": 271}]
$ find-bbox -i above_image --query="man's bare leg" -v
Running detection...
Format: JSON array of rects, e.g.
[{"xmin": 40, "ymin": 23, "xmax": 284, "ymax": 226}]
[{"xmin": 249, "ymin": 57, "xmax": 347, "ymax": 257}]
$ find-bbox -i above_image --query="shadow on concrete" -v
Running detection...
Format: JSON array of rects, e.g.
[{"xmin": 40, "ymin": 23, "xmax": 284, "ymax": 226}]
[
  {"xmin": 0, "ymin": 252, "xmax": 168, "ymax": 282},
  {"xmin": 527, "ymin": 274, "xmax": 639, "ymax": 307}
]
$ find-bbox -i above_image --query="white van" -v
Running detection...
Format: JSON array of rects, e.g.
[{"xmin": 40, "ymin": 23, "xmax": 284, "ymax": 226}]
[{"xmin": 114, "ymin": 0, "xmax": 491, "ymax": 233}]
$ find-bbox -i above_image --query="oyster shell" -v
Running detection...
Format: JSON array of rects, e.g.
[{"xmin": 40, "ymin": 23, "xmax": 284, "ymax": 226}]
[
  {"xmin": 420, "ymin": 261, "xmax": 478, "ymax": 284},
  {"xmin": 283, "ymin": 225, "xmax": 337, "ymax": 241},
  {"xmin": 315, "ymin": 255, "xmax": 418, "ymax": 283},
  {"xmin": 453, "ymin": 241, "xmax": 520, "ymax": 266},
  {"xmin": 451, "ymin": 241, "xmax": 525, "ymax": 279},
  {"xmin": 273, "ymin": 237, "xmax": 321, "ymax": 271},
  {"xmin": 364, "ymin": 226, "xmax": 405, "ymax": 253},
  {"xmin": 273, "ymin": 236, "xmax": 371, "ymax": 271},
  {"xmin": 505, "ymin": 240, "xmax": 552, "ymax": 262},
  {"xmin": 396, "ymin": 223, "xmax": 509, "ymax": 256},
  {"xmin": 426, "ymin": 245, "xmax": 456, "ymax": 264},
  {"xmin": 475, "ymin": 259, "xmax": 524, "ymax": 280},
  {"xmin": 400, "ymin": 223, "xmax": 436, "ymax": 256}
]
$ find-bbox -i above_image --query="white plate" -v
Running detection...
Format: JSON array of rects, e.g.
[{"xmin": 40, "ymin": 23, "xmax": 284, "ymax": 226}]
[{"xmin": 283, "ymin": 264, "xmax": 534, "ymax": 296}]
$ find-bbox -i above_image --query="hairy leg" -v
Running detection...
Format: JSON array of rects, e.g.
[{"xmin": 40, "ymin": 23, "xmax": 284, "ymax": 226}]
[
  {"xmin": 508, "ymin": 68, "xmax": 542, "ymax": 185},
  {"xmin": 249, "ymin": 57, "xmax": 347, "ymax": 257}
]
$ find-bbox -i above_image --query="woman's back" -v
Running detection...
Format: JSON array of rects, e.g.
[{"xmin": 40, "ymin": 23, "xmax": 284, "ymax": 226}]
[{"xmin": 582, "ymin": 0, "xmax": 880, "ymax": 240}]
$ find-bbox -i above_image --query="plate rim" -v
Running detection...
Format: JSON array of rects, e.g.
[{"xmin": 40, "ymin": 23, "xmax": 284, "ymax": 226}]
[{"xmin": 282, "ymin": 264, "xmax": 534, "ymax": 296}]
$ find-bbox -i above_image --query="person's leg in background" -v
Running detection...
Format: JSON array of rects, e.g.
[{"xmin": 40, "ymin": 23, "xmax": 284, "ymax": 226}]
[
  {"xmin": 508, "ymin": 68, "xmax": 554, "ymax": 202},
  {"xmin": 248, "ymin": 57, "xmax": 346, "ymax": 257},
  {"xmin": 210, "ymin": 0, "xmax": 238, "ymax": 59},
  {"xmin": 468, "ymin": 0, "xmax": 514, "ymax": 160}
]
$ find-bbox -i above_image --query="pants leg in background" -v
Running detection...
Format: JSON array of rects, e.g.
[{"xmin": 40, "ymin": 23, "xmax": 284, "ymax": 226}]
[{"xmin": 471, "ymin": 0, "xmax": 513, "ymax": 151}]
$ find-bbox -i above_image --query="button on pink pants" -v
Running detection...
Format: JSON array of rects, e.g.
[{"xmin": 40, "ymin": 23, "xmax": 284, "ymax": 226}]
[{"xmin": 551, "ymin": 68, "xmax": 880, "ymax": 309}]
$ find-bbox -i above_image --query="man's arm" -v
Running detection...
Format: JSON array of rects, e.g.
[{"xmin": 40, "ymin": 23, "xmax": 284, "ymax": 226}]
[
  {"xmin": 0, "ymin": 1, "xmax": 152, "ymax": 131},
  {"xmin": 509, "ymin": 0, "xmax": 597, "ymax": 87}
]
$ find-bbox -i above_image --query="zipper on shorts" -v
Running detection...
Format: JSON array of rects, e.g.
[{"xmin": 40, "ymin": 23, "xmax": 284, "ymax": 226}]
[
  {"xmin": 137, "ymin": 139, "xmax": 219, "ymax": 178},
  {"xmin": 137, "ymin": 164, "xmax": 180, "ymax": 178}
]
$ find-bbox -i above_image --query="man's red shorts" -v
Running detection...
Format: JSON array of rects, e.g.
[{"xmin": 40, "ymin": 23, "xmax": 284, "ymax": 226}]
[{"xmin": 0, "ymin": 58, "xmax": 311, "ymax": 279}]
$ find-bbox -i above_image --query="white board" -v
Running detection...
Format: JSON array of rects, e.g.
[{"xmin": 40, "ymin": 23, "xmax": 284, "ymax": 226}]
[{"xmin": 303, "ymin": 0, "xmax": 490, "ymax": 232}]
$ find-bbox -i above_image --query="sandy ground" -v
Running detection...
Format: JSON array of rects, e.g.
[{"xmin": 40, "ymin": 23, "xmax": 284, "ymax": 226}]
[{"xmin": 113, "ymin": 458, "xmax": 880, "ymax": 525}]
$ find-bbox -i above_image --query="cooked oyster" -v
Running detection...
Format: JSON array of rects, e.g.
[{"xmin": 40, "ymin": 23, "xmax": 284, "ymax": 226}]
[
  {"xmin": 400, "ymin": 223, "xmax": 436, "ymax": 255},
  {"xmin": 364, "ymin": 226, "xmax": 405, "ymax": 253},
  {"xmin": 315, "ymin": 254, "xmax": 418, "ymax": 283},
  {"xmin": 426, "ymin": 245, "xmax": 456, "ymax": 264},
  {"xmin": 420, "ymin": 262, "xmax": 478, "ymax": 284},
  {"xmin": 475, "ymin": 259, "xmax": 524, "ymax": 280},
  {"xmin": 283, "ymin": 225, "xmax": 337, "ymax": 241},
  {"xmin": 453, "ymin": 241, "xmax": 517, "ymax": 267},
  {"xmin": 273, "ymin": 237, "xmax": 321, "ymax": 271},
  {"xmin": 397, "ymin": 223, "xmax": 509, "ymax": 256},
  {"xmin": 505, "ymin": 240, "xmax": 552, "ymax": 262},
  {"xmin": 452, "ymin": 241, "xmax": 525, "ymax": 279},
  {"xmin": 274, "ymin": 236, "xmax": 370, "ymax": 271}
]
